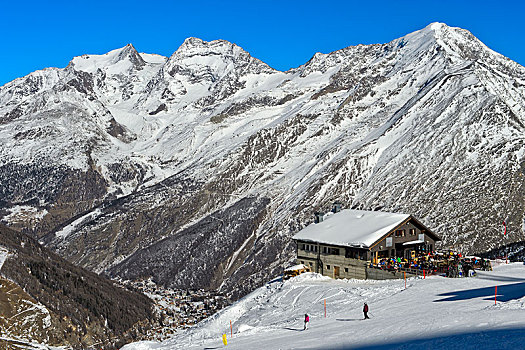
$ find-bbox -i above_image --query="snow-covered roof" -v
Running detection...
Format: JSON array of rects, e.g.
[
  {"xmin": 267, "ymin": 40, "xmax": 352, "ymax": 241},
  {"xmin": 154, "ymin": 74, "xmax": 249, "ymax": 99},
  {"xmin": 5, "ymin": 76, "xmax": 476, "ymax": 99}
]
[
  {"xmin": 292, "ymin": 209, "xmax": 411, "ymax": 248},
  {"xmin": 284, "ymin": 264, "xmax": 308, "ymax": 271}
]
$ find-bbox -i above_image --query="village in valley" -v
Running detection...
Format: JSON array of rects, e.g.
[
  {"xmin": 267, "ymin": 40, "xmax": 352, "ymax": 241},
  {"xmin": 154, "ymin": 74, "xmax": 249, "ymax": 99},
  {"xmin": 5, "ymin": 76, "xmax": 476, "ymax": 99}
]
[{"xmin": 120, "ymin": 279, "xmax": 230, "ymax": 341}]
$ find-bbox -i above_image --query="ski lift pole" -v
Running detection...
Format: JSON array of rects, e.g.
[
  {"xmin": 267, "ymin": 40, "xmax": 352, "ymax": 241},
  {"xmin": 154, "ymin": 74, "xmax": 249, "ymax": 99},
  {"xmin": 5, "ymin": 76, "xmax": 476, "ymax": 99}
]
[
  {"xmin": 505, "ymin": 232, "xmax": 508, "ymax": 264},
  {"xmin": 503, "ymin": 220, "xmax": 508, "ymax": 264}
]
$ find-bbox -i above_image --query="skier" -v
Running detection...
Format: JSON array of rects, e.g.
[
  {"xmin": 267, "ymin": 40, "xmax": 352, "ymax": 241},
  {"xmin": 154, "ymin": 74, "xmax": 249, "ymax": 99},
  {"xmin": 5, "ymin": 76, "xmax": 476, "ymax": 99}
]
[
  {"xmin": 304, "ymin": 313, "xmax": 309, "ymax": 330},
  {"xmin": 363, "ymin": 302, "xmax": 369, "ymax": 319}
]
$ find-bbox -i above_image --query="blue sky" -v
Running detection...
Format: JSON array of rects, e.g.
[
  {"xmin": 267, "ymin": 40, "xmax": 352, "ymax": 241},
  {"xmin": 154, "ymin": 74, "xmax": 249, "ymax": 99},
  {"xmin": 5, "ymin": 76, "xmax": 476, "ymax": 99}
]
[{"xmin": 1, "ymin": 0, "xmax": 524, "ymax": 86}]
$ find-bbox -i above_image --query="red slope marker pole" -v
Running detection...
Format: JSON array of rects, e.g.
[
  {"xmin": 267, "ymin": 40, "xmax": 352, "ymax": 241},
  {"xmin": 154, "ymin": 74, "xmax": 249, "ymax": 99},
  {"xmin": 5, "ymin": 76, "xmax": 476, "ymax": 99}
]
[
  {"xmin": 495, "ymin": 286, "xmax": 497, "ymax": 305},
  {"xmin": 324, "ymin": 299, "xmax": 326, "ymax": 318},
  {"xmin": 424, "ymin": 269, "xmax": 426, "ymax": 279},
  {"xmin": 230, "ymin": 320, "xmax": 232, "ymax": 337},
  {"xmin": 404, "ymin": 272, "xmax": 406, "ymax": 289}
]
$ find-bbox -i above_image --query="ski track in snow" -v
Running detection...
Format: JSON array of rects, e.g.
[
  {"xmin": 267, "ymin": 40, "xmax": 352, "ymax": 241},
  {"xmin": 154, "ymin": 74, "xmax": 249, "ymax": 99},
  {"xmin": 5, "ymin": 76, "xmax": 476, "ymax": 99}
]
[{"xmin": 123, "ymin": 263, "xmax": 525, "ymax": 350}]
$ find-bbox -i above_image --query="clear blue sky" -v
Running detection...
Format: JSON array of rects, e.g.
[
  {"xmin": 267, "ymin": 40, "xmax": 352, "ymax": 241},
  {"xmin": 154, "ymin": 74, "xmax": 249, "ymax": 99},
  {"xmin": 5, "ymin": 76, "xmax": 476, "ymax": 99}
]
[{"xmin": 1, "ymin": 0, "xmax": 524, "ymax": 86}]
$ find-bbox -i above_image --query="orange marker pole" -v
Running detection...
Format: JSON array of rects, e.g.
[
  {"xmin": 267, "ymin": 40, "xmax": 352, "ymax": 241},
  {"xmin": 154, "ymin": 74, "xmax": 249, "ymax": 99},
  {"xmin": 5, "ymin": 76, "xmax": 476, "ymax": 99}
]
[
  {"xmin": 495, "ymin": 286, "xmax": 497, "ymax": 305},
  {"xmin": 324, "ymin": 299, "xmax": 326, "ymax": 318},
  {"xmin": 404, "ymin": 271, "xmax": 406, "ymax": 289},
  {"xmin": 230, "ymin": 320, "xmax": 232, "ymax": 337},
  {"xmin": 424, "ymin": 269, "xmax": 426, "ymax": 279}
]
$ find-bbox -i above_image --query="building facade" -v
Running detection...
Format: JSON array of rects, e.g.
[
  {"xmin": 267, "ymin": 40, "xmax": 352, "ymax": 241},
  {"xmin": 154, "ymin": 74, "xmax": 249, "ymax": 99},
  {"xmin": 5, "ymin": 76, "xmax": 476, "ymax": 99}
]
[{"xmin": 293, "ymin": 209, "xmax": 440, "ymax": 280}]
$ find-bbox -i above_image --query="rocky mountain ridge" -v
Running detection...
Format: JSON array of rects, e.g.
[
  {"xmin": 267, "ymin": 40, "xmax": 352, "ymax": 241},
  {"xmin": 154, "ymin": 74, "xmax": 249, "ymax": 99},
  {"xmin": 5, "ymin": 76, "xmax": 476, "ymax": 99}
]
[{"xmin": 1, "ymin": 22, "xmax": 524, "ymax": 298}]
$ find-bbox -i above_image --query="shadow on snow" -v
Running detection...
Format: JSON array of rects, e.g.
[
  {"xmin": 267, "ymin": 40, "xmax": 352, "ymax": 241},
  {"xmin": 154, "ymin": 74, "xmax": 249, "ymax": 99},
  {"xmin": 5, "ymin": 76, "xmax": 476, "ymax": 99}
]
[
  {"xmin": 329, "ymin": 327, "xmax": 525, "ymax": 350},
  {"xmin": 282, "ymin": 327, "xmax": 304, "ymax": 332},
  {"xmin": 434, "ymin": 282, "xmax": 525, "ymax": 302},
  {"xmin": 336, "ymin": 318, "xmax": 363, "ymax": 321}
]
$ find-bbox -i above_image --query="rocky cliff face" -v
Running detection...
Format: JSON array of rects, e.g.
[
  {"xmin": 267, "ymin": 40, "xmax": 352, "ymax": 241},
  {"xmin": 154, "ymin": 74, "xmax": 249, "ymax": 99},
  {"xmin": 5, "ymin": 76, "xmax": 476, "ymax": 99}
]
[{"xmin": 1, "ymin": 23, "xmax": 524, "ymax": 298}]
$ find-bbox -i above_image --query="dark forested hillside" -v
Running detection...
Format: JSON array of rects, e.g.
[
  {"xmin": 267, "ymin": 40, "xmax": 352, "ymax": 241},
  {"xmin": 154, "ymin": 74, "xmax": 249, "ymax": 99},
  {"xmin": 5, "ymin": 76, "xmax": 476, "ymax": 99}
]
[{"xmin": 0, "ymin": 224, "xmax": 155, "ymax": 349}]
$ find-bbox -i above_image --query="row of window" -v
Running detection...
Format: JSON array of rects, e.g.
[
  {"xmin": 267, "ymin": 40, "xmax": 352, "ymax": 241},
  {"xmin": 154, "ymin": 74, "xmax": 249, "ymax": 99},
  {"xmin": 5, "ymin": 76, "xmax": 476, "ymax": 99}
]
[
  {"xmin": 301, "ymin": 244, "xmax": 318, "ymax": 252},
  {"xmin": 299, "ymin": 260, "xmax": 351, "ymax": 274},
  {"xmin": 345, "ymin": 249, "xmax": 367, "ymax": 260},
  {"xmin": 324, "ymin": 247, "xmax": 340, "ymax": 255},
  {"xmin": 299, "ymin": 244, "xmax": 340, "ymax": 255},
  {"xmin": 394, "ymin": 229, "xmax": 417, "ymax": 237},
  {"xmin": 300, "ymin": 243, "xmax": 367, "ymax": 260}
]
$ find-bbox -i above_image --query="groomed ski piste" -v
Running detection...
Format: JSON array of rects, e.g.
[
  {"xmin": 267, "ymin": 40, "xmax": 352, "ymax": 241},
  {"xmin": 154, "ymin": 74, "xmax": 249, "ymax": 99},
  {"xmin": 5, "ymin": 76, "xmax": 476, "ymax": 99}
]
[{"xmin": 123, "ymin": 261, "xmax": 525, "ymax": 350}]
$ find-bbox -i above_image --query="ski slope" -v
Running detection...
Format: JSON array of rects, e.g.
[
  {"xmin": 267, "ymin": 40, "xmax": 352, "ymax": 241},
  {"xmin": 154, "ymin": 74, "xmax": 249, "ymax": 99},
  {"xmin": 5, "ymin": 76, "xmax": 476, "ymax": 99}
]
[
  {"xmin": 124, "ymin": 262, "xmax": 525, "ymax": 349},
  {"xmin": 0, "ymin": 247, "xmax": 8, "ymax": 271}
]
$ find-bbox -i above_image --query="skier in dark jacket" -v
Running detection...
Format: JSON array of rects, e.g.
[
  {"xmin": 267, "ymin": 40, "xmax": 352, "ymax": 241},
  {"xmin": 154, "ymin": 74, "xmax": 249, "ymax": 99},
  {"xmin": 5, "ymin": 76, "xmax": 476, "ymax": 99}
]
[{"xmin": 363, "ymin": 302, "xmax": 369, "ymax": 319}]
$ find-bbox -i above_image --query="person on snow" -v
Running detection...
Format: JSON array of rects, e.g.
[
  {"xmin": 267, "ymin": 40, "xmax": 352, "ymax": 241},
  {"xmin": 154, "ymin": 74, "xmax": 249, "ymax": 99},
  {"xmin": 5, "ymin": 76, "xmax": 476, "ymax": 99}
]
[
  {"xmin": 304, "ymin": 313, "xmax": 310, "ymax": 330},
  {"xmin": 363, "ymin": 302, "xmax": 369, "ymax": 319}
]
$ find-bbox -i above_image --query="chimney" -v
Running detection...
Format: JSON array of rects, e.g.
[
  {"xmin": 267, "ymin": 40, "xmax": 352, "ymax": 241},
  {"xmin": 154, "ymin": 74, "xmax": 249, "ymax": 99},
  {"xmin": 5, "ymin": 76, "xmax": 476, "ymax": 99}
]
[{"xmin": 314, "ymin": 212, "xmax": 325, "ymax": 224}]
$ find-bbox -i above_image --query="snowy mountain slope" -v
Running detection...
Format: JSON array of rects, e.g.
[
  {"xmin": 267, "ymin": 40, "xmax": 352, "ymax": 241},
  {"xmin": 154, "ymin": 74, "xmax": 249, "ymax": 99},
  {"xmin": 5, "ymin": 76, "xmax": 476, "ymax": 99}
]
[
  {"xmin": 123, "ymin": 263, "xmax": 525, "ymax": 350},
  {"xmin": 1, "ymin": 23, "xmax": 524, "ymax": 298},
  {"xmin": 0, "ymin": 246, "xmax": 7, "ymax": 270}
]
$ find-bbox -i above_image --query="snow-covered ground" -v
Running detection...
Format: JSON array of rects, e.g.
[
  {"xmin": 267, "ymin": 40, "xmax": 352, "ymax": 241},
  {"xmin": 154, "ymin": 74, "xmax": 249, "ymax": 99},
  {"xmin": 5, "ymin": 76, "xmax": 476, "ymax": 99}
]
[
  {"xmin": 0, "ymin": 247, "xmax": 8, "ymax": 271},
  {"xmin": 124, "ymin": 262, "xmax": 525, "ymax": 349}
]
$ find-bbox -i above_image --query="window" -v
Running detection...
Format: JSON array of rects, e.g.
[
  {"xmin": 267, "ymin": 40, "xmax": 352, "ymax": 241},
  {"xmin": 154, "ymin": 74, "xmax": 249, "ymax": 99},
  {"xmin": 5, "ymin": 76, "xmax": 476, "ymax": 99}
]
[
  {"xmin": 322, "ymin": 247, "xmax": 339, "ymax": 255},
  {"xmin": 329, "ymin": 248, "xmax": 340, "ymax": 255},
  {"xmin": 306, "ymin": 244, "xmax": 317, "ymax": 252},
  {"xmin": 395, "ymin": 230, "xmax": 406, "ymax": 237},
  {"xmin": 344, "ymin": 268, "xmax": 349, "ymax": 273},
  {"xmin": 301, "ymin": 261, "xmax": 304, "ymax": 264},
  {"xmin": 309, "ymin": 262, "xmax": 313, "ymax": 266},
  {"xmin": 326, "ymin": 265, "xmax": 331, "ymax": 270},
  {"xmin": 378, "ymin": 250, "xmax": 388, "ymax": 258},
  {"xmin": 346, "ymin": 248, "xmax": 366, "ymax": 260},
  {"xmin": 409, "ymin": 229, "xmax": 416, "ymax": 236}
]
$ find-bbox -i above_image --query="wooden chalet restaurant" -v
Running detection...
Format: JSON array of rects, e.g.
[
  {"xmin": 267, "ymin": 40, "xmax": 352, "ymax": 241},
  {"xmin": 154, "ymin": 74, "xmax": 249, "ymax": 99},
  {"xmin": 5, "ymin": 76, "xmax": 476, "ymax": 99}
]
[{"xmin": 292, "ymin": 207, "xmax": 442, "ymax": 280}]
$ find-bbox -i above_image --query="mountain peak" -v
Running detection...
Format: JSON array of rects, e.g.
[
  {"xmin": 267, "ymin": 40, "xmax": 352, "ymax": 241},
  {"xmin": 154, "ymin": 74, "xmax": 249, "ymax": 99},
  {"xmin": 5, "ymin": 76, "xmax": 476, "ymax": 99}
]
[
  {"xmin": 115, "ymin": 43, "xmax": 146, "ymax": 68},
  {"xmin": 411, "ymin": 22, "xmax": 505, "ymax": 64},
  {"xmin": 181, "ymin": 37, "xmax": 207, "ymax": 47},
  {"xmin": 175, "ymin": 37, "xmax": 242, "ymax": 57},
  {"xmin": 384, "ymin": 22, "xmax": 478, "ymax": 63},
  {"xmin": 165, "ymin": 36, "xmax": 274, "ymax": 76},
  {"xmin": 69, "ymin": 44, "xmax": 145, "ymax": 73},
  {"xmin": 427, "ymin": 22, "xmax": 447, "ymax": 31}
]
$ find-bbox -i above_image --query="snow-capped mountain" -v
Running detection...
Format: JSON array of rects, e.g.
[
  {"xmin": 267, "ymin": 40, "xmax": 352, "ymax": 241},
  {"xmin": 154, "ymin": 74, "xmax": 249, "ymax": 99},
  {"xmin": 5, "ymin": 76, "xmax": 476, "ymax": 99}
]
[{"xmin": 1, "ymin": 23, "xmax": 524, "ymax": 298}]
